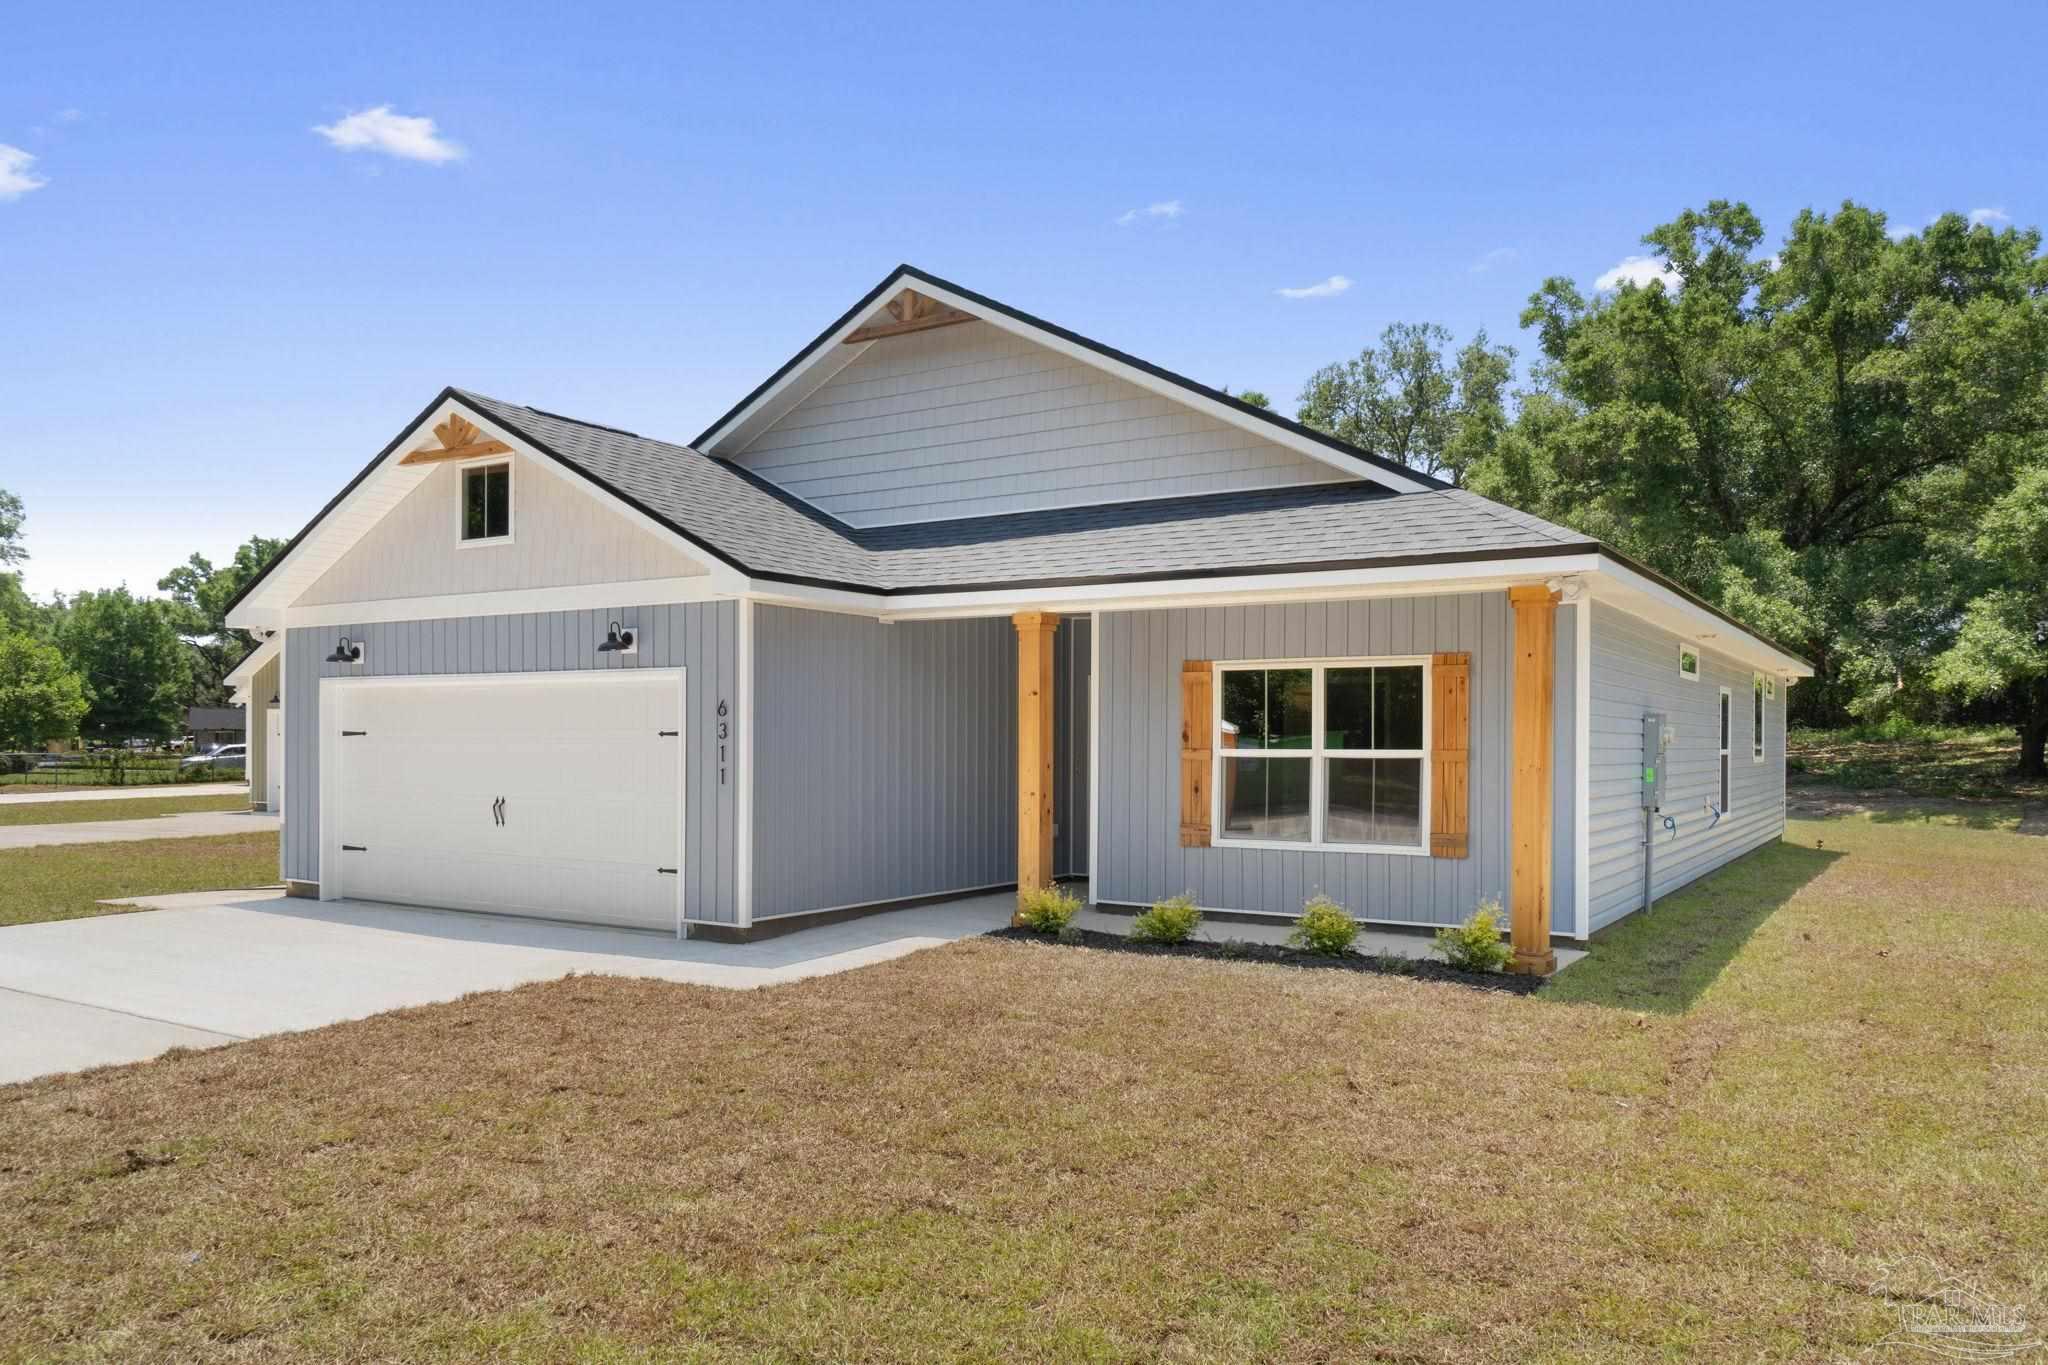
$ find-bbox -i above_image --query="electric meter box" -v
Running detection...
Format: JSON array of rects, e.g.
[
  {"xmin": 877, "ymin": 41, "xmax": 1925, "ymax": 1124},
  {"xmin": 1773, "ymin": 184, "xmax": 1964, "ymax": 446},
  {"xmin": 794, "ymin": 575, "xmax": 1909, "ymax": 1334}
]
[{"xmin": 1642, "ymin": 712, "xmax": 1672, "ymax": 811}]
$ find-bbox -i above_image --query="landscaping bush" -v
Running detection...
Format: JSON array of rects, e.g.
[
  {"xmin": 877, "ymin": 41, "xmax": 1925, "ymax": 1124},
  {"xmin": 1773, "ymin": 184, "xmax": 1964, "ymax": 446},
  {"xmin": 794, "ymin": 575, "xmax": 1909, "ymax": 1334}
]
[
  {"xmin": 1288, "ymin": 895, "xmax": 1358, "ymax": 955},
  {"xmin": 1129, "ymin": 894, "xmax": 1201, "ymax": 944},
  {"xmin": 1433, "ymin": 899, "xmax": 1512, "ymax": 973},
  {"xmin": 1015, "ymin": 884, "xmax": 1082, "ymax": 934}
]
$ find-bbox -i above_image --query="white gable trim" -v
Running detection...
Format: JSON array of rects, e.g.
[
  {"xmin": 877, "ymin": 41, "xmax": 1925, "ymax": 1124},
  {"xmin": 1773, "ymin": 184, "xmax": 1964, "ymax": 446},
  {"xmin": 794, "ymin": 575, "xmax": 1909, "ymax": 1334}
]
[
  {"xmin": 695, "ymin": 268, "xmax": 1436, "ymax": 494},
  {"xmin": 226, "ymin": 395, "xmax": 744, "ymax": 631},
  {"xmin": 224, "ymin": 632, "xmax": 282, "ymax": 704}
]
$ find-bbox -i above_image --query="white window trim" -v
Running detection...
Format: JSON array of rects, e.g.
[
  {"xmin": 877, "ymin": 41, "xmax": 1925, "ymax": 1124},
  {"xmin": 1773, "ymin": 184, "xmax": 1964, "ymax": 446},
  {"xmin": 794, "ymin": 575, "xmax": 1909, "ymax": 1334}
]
[
  {"xmin": 1718, "ymin": 685, "xmax": 1733, "ymax": 812},
  {"xmin": 1752, "ymin": 673, "xmax": 1767, "ymax": 763},
  {"xmin": 456, "ymin": 458, "xmax": 515, "ymax": 548},
  {"xmin": 1678, "ymin": 641, "xmax": 1701, "ymax": 681},
  {"xmin": 1211, "ymin": 655, "xmax": 1431, "ymax": 857}
]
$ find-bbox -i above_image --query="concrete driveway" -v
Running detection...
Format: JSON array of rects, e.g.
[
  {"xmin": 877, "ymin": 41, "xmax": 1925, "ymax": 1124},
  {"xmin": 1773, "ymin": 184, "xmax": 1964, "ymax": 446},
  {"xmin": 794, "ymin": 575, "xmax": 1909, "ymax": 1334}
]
[
  {"xmin": 0, "ymin": 782, "xmax": 249, "ymax": 805},
  {"xmin": 0, "ymin": 890, "xmax": 1015, "ymax": 1084},
  {"xmin": 0, "ymin": 809, "xmax": 279, "ymax": 850}
]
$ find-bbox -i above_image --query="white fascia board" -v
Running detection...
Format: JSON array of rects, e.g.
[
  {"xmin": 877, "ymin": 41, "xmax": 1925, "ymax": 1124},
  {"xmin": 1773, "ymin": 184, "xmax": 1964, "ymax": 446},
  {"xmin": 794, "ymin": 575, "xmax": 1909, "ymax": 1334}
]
[
  {"xmin": 738, "ymin": 553, "xmax": 1607, "ymax": 621},
  {"xmin": 228, "ymin": 395, "xmax": 746, "ymax": 632},
  {"xmin": 282, "ymin": 576, "xmax": 735, "ymax": 630},
  {"xmin": 696, "ymin": 285, "xmax": 902, "ymax": 452},
  {"xmin": 1584, "ymin": 557, "xmax": 1813, "ymax": 679},
  {"xmin": 225, "ymin": 633, "xmax": 283, "ymax": 702}
]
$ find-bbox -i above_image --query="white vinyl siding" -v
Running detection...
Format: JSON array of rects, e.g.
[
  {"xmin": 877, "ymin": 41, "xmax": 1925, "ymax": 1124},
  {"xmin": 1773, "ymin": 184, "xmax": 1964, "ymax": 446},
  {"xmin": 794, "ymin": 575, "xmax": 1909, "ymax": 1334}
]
[
  {"xmin": 1586, "ymin": 603, "xmax": 1785, "ymax": 931},
  {"xmin": 296, "ymin": 451, "xmax": 705, "ymax": 607},
  {"xmin": 733, "ymin": 319, "xmax": 1348, "ymax": 525}
]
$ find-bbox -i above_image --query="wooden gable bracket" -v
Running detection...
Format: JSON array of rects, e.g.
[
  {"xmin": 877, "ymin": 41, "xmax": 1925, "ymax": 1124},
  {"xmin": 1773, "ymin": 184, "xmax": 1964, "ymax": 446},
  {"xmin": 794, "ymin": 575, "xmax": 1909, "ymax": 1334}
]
[
  {"xmin": 399, "ymin": 413, "xmax": 514, "ymax": 466},
  {"xmin": 843, "ymin": 288, "xmax": 976, "ymax": 343}
]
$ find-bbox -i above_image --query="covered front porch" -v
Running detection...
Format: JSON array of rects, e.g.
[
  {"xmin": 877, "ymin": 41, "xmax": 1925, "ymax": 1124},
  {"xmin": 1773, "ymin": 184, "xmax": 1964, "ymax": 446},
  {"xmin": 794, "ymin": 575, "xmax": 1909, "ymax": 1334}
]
[{"xmin": 1007, "ymin": 585, "xmax": 1576, "ymax": 974}]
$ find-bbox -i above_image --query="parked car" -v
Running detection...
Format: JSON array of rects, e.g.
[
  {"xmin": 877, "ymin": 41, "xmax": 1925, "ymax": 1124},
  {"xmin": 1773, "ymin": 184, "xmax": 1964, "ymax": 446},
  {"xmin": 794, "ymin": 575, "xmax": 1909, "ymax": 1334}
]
[{"xmin": 180, "ymin": 744, "xmax": 246, "ymax": 773}]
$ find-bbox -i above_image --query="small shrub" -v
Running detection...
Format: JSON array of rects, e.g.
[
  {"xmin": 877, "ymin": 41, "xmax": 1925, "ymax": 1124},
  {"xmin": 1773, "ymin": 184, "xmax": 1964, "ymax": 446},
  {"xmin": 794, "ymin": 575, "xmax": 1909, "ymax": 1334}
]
[
  {"xmin": 1015, "ymin": 884, "xmax": 1082, "ymax": 934},
  {"xmin": 1288, "ymin": 895, "xmax": 1358, "ymax": 955},
  {"xmin": 1056, "ymin": 922, "xmax": 1085, "ymax": 945},
  {"xmin": 1433, "ymin": 899, "xmax": 1513, "ymax": 973},
  {"xmin": 1129, "ymin": 894, "xmax": 1202, "ymax": 944}
]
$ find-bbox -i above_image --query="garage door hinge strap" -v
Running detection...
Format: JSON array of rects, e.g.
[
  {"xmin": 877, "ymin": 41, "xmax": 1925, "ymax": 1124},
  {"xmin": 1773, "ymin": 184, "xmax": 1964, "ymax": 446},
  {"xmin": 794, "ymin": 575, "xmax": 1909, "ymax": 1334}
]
[
  {"xmin": 657, "ymin": 730, "xmax": 679, "ymax": 737},
  {"xmin": 657, "ymin": 867, "xmax": 678, "ymax": 874},
  {"xmin": 341, "ymin": 730, "xmax": 367, "ymax": 737},
  {"xmin": 342, "ymin": 844, "xmax": 367, "ymax": 852}
]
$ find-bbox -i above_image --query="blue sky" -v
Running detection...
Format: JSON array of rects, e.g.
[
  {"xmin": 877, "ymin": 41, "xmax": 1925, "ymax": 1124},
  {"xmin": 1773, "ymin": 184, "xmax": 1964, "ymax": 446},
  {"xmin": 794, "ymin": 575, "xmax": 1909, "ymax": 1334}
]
[{"xmin": 3, "ymin": 0, "xmax": 2041, "ymax": 600}]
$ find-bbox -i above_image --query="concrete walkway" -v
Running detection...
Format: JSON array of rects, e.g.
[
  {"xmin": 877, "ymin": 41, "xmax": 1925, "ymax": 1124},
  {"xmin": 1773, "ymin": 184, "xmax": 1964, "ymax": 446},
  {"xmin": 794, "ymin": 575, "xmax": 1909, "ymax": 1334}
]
[
  {"xmin": 0, "ymin": 782, "xmax": 249, "ymax": 805},
  {"xmin": 0, "ymin": 809, "xmax": 278, "ymax": 850},
  {"xmin": 0, "ymin": 889, "xmax": 1018, "ymax": 1083}
]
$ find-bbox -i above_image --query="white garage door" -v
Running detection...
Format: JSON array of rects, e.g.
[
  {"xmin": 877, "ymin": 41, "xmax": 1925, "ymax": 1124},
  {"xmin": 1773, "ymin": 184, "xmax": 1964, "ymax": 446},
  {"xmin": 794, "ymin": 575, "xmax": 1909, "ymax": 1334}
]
[{"xmin": 324, "ymin": 671, "xmax": 684, "ymax": 932}]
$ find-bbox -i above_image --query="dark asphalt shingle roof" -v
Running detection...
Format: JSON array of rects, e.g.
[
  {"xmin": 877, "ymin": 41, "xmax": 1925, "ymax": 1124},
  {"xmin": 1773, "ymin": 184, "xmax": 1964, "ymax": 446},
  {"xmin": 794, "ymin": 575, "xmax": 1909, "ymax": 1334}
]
[{"xmin": 457, "ymin": 390, "xmax": 1595, "ymax": 595}]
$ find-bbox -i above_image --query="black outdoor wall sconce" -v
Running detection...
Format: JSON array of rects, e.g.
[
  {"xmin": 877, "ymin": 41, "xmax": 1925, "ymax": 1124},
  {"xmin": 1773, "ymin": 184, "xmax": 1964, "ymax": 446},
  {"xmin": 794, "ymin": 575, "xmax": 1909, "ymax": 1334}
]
[
  {"xmin": 325, "ymin": 636, "xmax": 365, "ymax": 664},
  {"xmin": 596, "ymin": 620, "xmax": 638, "ymax": 655}
]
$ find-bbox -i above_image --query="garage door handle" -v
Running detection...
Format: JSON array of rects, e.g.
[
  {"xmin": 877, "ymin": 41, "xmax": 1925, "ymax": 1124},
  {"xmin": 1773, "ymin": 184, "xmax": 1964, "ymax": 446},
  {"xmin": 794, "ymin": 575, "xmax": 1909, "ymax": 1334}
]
[
  {"xmin": 492, "ymin": 796, "xmax": 505, "ymax": 827},
  {"xmin": 342, "ymin": 844, "xmax": 366, "ymax": 852}
]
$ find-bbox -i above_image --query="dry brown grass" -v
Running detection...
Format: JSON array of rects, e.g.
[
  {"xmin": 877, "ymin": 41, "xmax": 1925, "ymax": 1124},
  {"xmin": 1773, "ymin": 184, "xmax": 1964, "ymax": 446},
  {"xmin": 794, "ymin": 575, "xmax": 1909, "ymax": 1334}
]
[{"xmin": 1, "ymin": 813, "xmax": 2043, "ymax": 1362}]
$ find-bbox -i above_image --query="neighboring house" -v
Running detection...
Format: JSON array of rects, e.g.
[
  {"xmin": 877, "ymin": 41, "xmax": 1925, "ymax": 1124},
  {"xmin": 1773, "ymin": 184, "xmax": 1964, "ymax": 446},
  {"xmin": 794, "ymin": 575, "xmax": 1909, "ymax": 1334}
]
[
  {"xmin": 224, "ymin": 265, "xmax": 1809, "ymax": 971},
  {"xmin": 186, "ymin": 706, "xmax": 244, "ymax": 752}
]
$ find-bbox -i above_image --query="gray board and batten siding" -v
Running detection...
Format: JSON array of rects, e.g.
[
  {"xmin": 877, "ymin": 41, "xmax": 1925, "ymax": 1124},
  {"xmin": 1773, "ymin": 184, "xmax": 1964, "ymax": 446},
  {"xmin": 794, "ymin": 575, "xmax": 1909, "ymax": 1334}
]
[
  {"xmin": 748, "ymin": 606, "xmax": 1017, "ymax": 920},
  {"xmin": 1092, "ymin": 594, "xmax": 1580, "ymax": 935},
  {"xmin": 283, "ymin": 601, "xmax": 742, "ymax": 923}
]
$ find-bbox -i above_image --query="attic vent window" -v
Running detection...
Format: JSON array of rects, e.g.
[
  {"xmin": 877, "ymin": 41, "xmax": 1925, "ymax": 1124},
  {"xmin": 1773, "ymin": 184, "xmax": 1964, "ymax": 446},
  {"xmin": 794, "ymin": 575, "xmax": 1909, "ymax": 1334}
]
[{"xmin": 461, "ymin": 463, "xmax": 511, "ymax": 543}]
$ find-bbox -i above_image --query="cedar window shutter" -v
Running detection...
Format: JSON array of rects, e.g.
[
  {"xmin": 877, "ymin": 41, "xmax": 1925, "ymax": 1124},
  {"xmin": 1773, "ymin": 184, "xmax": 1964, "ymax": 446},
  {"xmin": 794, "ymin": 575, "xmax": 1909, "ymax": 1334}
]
[
  {"xmin": 1179, "ymin": 661, "xmax": 1213, "ymax": 847},
  {"xmin": 1430, "ymin": 651, "xmax": 1470, "ymax": 859}
]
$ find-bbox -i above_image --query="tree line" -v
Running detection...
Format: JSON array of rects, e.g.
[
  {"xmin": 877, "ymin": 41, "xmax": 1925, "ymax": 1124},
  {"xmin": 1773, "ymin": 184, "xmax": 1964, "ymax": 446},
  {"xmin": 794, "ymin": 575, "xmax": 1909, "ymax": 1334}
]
[
  {"xmin": 1285, "ymin": 201, "xmax": 2048, "ymax": 777},
  {"xmin": 0, "ymin": 492, "xmax": 280, "ymax": 751}
]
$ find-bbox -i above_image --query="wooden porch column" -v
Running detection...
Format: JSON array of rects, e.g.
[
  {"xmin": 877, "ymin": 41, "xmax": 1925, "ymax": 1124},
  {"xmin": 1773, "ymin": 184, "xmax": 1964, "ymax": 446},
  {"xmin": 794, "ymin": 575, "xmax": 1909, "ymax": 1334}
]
[
  {"xmin": 1508, "ymin": 586, "xmax": 1560, "ymax": 975},
  {"xmin": 1012, "ymin": 611, "xmax": 1058, "ymax": 918}
]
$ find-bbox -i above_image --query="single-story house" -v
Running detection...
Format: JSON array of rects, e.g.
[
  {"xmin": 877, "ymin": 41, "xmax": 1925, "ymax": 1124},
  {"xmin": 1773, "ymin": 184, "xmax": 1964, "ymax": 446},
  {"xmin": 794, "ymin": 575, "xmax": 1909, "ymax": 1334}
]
[
  {"xmin": 224, "ymin": 265, "xmax": 1809, "ymax": 972},
  {"xmin": 185, "ymin": 706, "xmax": 245, "ymax": 752}
]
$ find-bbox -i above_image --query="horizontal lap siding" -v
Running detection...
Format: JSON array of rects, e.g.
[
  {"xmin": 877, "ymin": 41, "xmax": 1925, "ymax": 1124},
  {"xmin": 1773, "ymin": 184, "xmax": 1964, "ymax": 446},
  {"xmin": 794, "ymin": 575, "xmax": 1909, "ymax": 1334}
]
[
  {"xmin": 283, "ymin": 602, "xmax": 739, "ymax": 922},
  {"xmin": 733, "ymin": 321, "xmax": 1343, "ymax": 526},
  {"xmin": 1096, "ymin": 595, "xmax": 1534, "ymax": 929},
  {"xmin": 750, "ymin": 606, "xmax": 1015, "ymax": 918},
  {"xmin": 297, "ymin": 451, "xmax": 704, "ymax": 606},
  {"xmin": 1586, "ymin": 602, "xmax": 1785, "ymax": 931}
]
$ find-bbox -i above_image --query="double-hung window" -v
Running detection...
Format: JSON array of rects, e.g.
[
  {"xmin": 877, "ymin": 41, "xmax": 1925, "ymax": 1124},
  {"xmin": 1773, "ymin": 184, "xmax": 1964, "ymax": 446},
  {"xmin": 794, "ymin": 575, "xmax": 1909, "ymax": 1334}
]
[{"xmin": 1215, "ymin": 659, "xmax": 1429, "ymax": 853}]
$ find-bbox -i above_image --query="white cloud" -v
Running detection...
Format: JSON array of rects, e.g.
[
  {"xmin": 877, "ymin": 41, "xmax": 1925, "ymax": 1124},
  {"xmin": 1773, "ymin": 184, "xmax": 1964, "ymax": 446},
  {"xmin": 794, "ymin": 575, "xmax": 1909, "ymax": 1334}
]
[
  {"xmin": 0, "ymin": 145, "xmax": 47, "ymax": 200},
  {"xmin": 1275, "ymin": 274, "xmax": 1353, "ymax": 300},
  {"xmin": 1469, "ymin": 246, "xmax": 1521, "ymax": 274},
  {"xmin": 1967, "ymin": 206, "xmax": 2010, "ymax": 227},
  {"xmin": 1887, "ymin": 224, "xmax": 1915, "ymax": 242},
  {"xmin": 313, "ymin": 106, "xmax": 464, "ymax": 163},
  {"xmin": 1595, "ymin": 254, "xmax": 1681, "ymax": 293},
  {"xmin": 1115, "ymin": 199, "xmax": 1183, "ymax": 227}
]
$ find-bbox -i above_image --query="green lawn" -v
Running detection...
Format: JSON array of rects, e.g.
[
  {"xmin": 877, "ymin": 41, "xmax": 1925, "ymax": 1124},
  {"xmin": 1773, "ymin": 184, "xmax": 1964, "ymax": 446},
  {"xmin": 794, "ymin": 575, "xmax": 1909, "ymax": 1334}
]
[
  {"xmin": 0, "ymin": 832, "xmax": 280, "ymax": 928},
  {"xmin": 1, "ymin": 811, "xmax": 2041, "ymax": 1360},
  {"xmin": 0, "ymin": 793, "xmax": 252, "ymax": 827}
]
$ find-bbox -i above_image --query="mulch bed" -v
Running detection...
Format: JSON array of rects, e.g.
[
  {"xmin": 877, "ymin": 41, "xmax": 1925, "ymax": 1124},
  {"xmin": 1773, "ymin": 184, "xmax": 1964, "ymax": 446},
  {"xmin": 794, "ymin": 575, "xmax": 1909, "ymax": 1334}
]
[{"xmin": 986, "ymin": 925, "xmax": 1546, "ymax": 995}]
